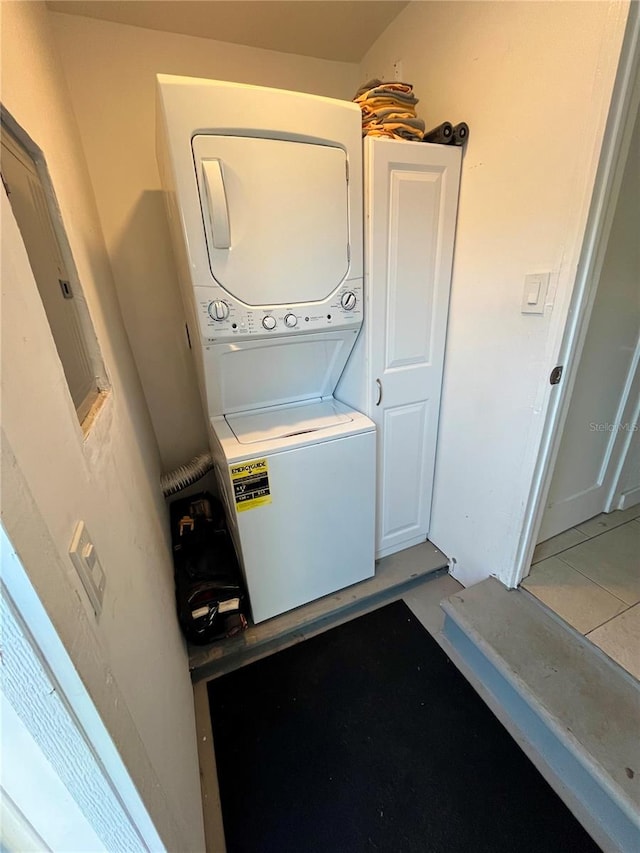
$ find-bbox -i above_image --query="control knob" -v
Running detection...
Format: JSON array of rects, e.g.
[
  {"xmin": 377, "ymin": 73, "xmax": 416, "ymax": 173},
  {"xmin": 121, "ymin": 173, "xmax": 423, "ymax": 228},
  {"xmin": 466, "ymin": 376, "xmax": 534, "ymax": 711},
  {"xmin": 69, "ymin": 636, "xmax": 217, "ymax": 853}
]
[
  {"xmin": 341, "ymin": 291, "xmax": 357, "ymax": 311},
  {"xmin": 262, "ymin": 315, "xmax": 277, "ymax": 330},
  {"xmin": 208, "ymin": 300, "xmax": 230, "ymax": 321},
  {"xmin": 284, "ymin": 313, "xmax": 298, "ymax": 328}
]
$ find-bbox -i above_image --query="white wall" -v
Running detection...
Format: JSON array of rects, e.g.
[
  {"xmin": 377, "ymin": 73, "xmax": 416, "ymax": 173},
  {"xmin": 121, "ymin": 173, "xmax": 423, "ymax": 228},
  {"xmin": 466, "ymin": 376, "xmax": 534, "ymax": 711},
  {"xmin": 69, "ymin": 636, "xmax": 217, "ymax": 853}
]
[
  {"xmin": 51, "ymin": 12, "xmax": 360, "ymax": 471},
  {"xmin": 361, "ymin": 1, "xmax": 629, "ymax": 585},
  {"xmin": 0, "ymin": 3, "xmax": 204, "ymax": 848}
]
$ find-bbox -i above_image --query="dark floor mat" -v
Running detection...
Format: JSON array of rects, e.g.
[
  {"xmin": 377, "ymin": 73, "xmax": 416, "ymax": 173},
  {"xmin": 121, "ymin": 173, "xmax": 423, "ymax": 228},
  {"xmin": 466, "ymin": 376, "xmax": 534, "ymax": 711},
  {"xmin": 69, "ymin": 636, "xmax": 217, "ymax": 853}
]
[{"xmin": 207, "ymin": 599, "xmax": 600, "ymax": 853}]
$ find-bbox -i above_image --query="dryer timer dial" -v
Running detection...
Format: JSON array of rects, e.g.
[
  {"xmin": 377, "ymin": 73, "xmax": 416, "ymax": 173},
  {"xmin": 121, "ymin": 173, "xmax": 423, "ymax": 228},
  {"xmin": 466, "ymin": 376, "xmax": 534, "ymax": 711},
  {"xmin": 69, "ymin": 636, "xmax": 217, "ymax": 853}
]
[
  {"xmin": 262, "ymin": 315, "xmax": 277, "ymax": 330},
  {"xmin": 208, "ymin": 300, "xmax": 230, "ymax": 321},
  {"xmin": 341, "ymin": 291, "xmax": 357, "ymax": 311}
]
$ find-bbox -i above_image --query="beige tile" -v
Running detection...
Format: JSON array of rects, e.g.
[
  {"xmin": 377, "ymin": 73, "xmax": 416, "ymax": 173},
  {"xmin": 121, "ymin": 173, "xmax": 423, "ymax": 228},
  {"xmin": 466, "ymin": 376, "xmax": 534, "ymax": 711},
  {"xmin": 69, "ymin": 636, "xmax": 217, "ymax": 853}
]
[
  {"xmin": 575, "ymin": 504, "xmax": 640, "ymax": 539},
  {"xmin": 533, "ymin": 527, "xmax": 589, "ymax": 564},
  {"xmin": 559, "ymin": 521, "xmax": 640, "ymax": 606},
  {"xmin": 587, "ymin": 605, "xmax": 640, "ymax": 681},
  {"xmin": 522, "ymin": 556, "xmax": 628, "ymax": 634}
]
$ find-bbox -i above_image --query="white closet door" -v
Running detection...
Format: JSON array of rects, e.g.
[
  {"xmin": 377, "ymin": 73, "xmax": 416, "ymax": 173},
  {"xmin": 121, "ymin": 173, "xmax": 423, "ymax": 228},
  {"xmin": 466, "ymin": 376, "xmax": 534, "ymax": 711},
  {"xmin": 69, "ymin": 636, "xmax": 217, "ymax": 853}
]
[{"xmin": 366, "ymin": 138, "xmax": 461, "ymax": 558}]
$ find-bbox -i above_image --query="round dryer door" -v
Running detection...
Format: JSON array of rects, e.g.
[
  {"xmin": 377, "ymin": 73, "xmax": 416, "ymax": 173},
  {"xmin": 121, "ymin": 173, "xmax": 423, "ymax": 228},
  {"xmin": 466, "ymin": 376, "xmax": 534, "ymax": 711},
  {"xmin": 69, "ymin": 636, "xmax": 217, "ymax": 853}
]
[{"xmin": 192, "ymin": 134, "xmax": 350, "ymax": 307}]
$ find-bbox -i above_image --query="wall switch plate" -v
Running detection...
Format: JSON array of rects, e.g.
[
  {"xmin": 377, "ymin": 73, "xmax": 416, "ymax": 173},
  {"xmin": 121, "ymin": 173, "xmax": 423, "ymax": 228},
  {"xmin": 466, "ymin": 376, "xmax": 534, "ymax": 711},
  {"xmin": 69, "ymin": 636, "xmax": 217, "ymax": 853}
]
[
  {"xmin": 522, "ymin": 272, "xmax": 550, "ymax": 314},
  {"xmin": 69, "ymin": 521, "xmax": 105, "ymax": 617}
]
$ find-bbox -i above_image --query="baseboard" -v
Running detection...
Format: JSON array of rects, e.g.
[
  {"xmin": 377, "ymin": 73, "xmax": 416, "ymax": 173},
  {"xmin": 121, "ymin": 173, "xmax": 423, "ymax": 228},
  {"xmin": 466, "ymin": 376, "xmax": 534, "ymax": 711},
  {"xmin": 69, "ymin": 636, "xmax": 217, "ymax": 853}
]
[{"xmin": 616, "ymin": 487, "xmax": 640, "ymax": 511}]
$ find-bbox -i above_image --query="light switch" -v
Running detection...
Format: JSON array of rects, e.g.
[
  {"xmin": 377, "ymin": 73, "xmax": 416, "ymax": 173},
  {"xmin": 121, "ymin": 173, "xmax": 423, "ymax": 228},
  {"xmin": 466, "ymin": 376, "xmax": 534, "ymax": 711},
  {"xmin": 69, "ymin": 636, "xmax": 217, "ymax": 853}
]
[
  {"xmin": 69, "ymin": 521, "xmax": 105, "ymax": 617},
  {"xmin": 522, "ymin": 273, "xmax": 550, "ymax": 314},
  {"xmin": 527, "ymin": 280, "xmax": 540, "ymax": 305}
]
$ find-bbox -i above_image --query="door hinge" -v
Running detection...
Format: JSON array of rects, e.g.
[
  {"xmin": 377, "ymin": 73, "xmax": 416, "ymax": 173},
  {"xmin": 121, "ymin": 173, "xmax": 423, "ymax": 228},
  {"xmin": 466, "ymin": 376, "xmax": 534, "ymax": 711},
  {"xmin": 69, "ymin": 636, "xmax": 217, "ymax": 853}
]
[
  {"xmin": 345, "ymin": 160, "xmax": 349, "ymax": 183},
  {"xmin": 550, "ymin": 365, "xmax": 563, "ymax": 385},
  {"xmin": 185, "ymin": 323, "xmax": 192, "ymax": 350},
  {"xmin": 59, "ymin": 279, "xmax": 73, "ymax": 299},
  {"xmin": 347, "ymin": 243, "xmax": 351, "ymax": 263},
  {"xmin": 1, "ymin": 171, "xmax": 10, "ymax": 197}
]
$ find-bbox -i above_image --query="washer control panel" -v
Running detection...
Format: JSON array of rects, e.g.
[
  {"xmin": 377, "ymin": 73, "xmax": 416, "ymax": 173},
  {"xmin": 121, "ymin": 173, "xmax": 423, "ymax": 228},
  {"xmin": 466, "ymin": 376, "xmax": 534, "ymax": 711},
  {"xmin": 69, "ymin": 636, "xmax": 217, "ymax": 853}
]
[{"xmin": 193, "ymin": 281, "xmax": 363, "ymax": 342}]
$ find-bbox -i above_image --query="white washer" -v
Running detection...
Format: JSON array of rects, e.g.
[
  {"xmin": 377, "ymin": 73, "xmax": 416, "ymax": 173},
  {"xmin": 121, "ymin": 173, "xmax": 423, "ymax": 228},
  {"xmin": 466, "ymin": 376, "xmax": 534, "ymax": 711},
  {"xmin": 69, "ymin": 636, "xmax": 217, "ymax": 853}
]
[
  {"xmin": 156, "ymin": 75, "xmax": 375, "ymax": 622},
  {"xmin": 211, "ymin": 399, "xmax": 375, "ymax": 624}
]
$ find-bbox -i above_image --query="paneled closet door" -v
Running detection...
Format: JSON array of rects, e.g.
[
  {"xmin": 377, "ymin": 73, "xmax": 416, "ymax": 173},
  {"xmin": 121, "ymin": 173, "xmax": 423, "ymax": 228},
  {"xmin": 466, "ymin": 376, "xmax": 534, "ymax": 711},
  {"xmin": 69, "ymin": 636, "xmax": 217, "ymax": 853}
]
[{"xmin": 366, "ymin": 138, "xmax": 461, "ymax": 558}]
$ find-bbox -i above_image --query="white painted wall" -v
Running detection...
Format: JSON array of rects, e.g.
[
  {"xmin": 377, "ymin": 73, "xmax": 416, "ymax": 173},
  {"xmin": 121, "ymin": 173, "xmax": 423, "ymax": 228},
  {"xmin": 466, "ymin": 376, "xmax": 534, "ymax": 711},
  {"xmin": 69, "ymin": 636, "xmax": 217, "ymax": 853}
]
[
  {"xmin": 0, "ymin": 3, "xmax": 204, "ymax": 848},
  {"xmin": 50, "ymin": 12, "xmax": 360, "ymax": 471},
  {"xmin": 360, "ymin": 1, "xmax": 629, "ymax": 586}
]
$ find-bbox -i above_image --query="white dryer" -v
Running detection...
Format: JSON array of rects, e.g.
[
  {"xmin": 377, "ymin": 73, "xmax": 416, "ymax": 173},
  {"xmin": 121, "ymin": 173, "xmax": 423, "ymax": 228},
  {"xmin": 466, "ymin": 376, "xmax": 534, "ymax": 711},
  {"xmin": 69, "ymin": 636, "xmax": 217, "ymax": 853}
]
[{"xmin": 156, "ymin": 75, "xmax": 375, "ymax": 623}]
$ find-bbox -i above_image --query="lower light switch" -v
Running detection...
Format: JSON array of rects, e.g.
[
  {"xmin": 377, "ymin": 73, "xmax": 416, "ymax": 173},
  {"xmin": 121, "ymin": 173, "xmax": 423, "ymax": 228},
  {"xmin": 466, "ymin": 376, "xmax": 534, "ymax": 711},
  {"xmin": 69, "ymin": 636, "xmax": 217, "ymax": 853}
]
[
  {"xmin": 527, "ymin": 280, "xmax": 541, "ymax": 305},
  {"xmin": 69, "ymin": 520, "xmax": 105, "ymax": 617},
  {"xmin": 522, "ymin": 272, "xmax": 550, "ymax": 314}
]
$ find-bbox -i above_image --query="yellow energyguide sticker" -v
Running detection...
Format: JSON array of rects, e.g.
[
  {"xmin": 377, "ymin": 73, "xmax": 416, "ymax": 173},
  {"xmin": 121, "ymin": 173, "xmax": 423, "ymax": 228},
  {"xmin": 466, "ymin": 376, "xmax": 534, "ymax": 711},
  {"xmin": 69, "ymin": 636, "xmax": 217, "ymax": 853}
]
[{"xmin": 230, "ymin": 458, "xmax": 272, "ymax": 512}]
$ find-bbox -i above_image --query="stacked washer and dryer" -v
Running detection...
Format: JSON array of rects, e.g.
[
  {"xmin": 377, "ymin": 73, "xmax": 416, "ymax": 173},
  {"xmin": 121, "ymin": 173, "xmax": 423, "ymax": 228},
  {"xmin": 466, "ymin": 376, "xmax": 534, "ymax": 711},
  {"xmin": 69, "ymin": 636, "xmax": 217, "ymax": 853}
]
[{"xmin": 156, "ymin": 75, "xmax": 376, "ymax": 624}]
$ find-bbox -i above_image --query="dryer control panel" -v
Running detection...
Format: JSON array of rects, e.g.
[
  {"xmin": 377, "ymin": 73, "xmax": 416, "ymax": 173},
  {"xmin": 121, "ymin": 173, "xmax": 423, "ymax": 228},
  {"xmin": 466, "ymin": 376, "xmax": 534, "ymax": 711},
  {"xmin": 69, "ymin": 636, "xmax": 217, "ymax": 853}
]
[{"xmin": 194, "ymin": 280, "xmax": 363, "ymax": 343}]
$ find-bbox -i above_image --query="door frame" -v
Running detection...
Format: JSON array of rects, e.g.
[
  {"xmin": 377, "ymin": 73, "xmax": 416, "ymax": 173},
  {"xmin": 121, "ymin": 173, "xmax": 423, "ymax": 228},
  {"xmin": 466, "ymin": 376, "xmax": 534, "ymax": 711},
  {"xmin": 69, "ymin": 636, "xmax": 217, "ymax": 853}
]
[
  {"xmin": 508, "ymin": 3, "xmax": 640, "ymax": 588},
  {"xmin": 1, "ymin": 520, "xmax": 166, "ymax": 852}
]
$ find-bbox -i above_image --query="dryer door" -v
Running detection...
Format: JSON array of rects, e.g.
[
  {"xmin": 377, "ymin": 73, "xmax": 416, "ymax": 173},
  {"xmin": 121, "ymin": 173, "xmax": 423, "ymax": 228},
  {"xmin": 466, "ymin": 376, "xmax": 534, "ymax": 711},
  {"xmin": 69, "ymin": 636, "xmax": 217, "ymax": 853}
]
[{"xmin": 192, "ymin": 135, "xmax": 349, "ymax": 307}]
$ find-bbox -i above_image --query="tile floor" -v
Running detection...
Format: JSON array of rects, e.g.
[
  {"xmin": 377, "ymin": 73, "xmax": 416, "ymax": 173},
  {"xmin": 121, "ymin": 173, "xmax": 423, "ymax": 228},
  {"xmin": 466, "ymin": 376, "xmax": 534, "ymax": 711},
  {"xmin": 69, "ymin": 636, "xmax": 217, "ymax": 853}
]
[{"xmin": 524, "ymin": 506, "xmax": 640, "ymax": 681}]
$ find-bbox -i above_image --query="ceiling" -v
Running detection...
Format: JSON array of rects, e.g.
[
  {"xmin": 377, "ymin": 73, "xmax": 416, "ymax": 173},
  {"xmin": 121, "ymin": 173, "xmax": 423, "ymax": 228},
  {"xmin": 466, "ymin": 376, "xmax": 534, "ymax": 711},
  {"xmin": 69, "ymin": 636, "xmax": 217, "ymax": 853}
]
[{"xmin": 47, "ymin": 1, "xmax": 409, "ymax": 63}]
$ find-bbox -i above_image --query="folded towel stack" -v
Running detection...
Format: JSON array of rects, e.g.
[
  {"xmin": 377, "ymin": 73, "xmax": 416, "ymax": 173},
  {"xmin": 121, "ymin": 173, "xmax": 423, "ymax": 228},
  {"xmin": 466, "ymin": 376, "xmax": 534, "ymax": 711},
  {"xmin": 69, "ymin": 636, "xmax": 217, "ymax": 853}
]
[{"xmin": 354, "ymin": 78, "xmax": 425, "ymax": 141}]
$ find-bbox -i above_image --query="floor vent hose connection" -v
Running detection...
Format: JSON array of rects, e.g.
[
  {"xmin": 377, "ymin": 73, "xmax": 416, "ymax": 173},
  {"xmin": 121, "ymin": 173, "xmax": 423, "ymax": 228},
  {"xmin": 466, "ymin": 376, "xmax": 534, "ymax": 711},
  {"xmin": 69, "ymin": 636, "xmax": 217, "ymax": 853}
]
[{"xmin": 161, "ymin": 452, "xmax": 213, "ymax": 497}]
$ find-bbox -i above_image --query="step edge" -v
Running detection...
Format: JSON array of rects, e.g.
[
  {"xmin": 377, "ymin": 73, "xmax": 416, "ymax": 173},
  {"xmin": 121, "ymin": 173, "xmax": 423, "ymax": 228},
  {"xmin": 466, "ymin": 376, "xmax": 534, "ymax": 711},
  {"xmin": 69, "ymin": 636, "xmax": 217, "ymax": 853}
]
[
  {"xmin": 438, "ymin": 626, "xmax": 634, "ymax": 853},
  {"xmin": 441, "ymin": 596, "xmax": 640, "ymax": 825},
  {"xmin": 191, "ymin": 564, "xmax": 448, "ymax": 680}
]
